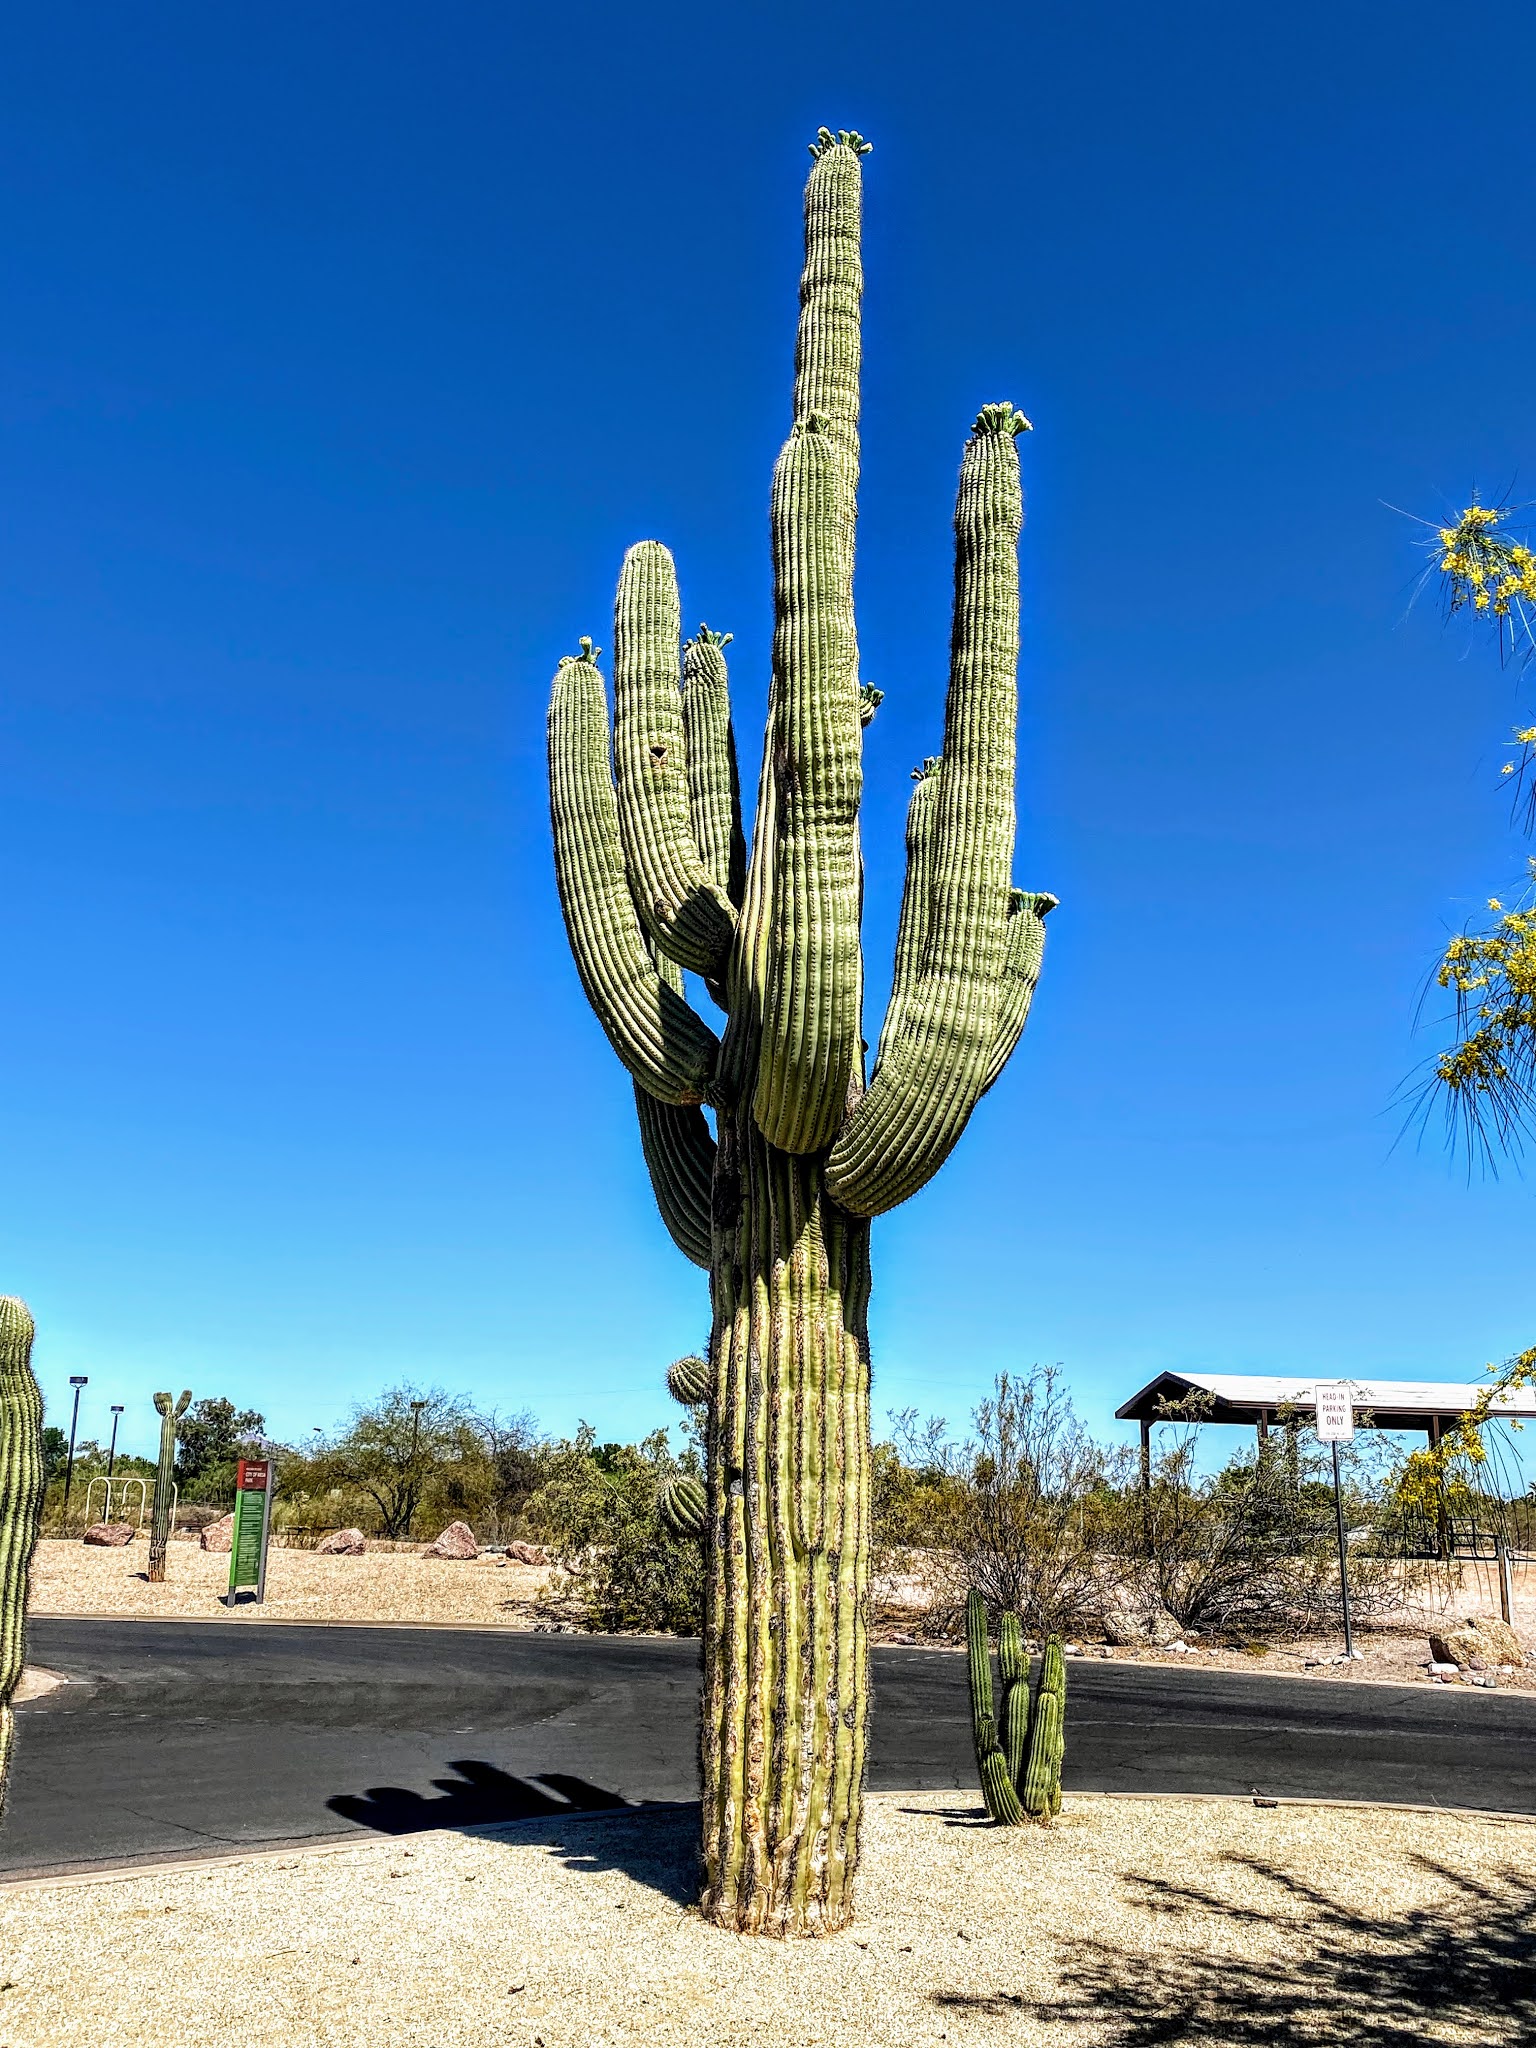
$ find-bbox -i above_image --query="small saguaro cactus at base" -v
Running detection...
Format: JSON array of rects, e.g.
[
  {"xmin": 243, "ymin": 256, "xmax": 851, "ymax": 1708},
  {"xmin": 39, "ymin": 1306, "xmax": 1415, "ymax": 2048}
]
[
  {"xmin": 967, "ymin": 1590, "xmax": 1067, "ymax": 1823},
  {"xmin": 0, "ymin": 1300, "xmax": 45, "ymax": 1815},
  {"xmin": 147, "ymin": 1391, "xmax": 191, "ymax": 1585},
  {"xmin": 547, "ymin": 128, "xmax": 1054, "ymax": 1935}
]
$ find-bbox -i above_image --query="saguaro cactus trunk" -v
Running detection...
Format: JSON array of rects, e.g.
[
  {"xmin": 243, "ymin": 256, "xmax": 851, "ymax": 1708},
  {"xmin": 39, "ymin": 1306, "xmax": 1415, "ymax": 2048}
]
[
  {"xmin": 147, "ymin": 1390, "xmax": 190, "ymax": 1585},
  {"xmin": 0, "ymin": 1299, "xmax": 44, "ymax": 1814},
  {"xmin": 547, "ymin": 129, "xmax": 1054, "ymax": 1935}
]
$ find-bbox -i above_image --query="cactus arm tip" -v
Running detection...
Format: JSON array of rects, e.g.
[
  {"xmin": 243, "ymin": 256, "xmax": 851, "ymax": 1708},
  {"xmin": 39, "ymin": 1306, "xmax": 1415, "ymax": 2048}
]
[
  {"xmin": 973, "ymin": 402, "xmax": 1032, "ymax": 438},
  {"xmin": 810, "ymin": 127, "xmax": 872, "ymax": 157}
]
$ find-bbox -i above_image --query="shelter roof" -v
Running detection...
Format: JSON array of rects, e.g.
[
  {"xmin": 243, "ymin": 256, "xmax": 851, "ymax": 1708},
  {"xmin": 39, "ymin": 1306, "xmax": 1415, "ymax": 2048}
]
[{"xmin": 1114, "ymin": 1370, "xmax": 1536, "ymax": 1432}]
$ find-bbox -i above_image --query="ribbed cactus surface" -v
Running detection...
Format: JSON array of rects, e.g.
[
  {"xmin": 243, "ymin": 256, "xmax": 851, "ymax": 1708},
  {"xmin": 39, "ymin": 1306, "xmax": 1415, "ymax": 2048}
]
[
  {"xmin": 966, "ymin": 1590, "xmax": 1067, "ymax": 1825},
  {"xmin": 657, "ymin": 1474, "xmax": 707, "ymax": 1540},
  {"xmin": 0, "ymin": 1300, "xmax": 44, "ymax": 1814},
  {"xmin": 547, "ymin": 129, "xmax": 1052, "ymax": 1935},
  {"xmin": 147, "ymin": 1390, "xmax": 190, "ymax": 1586}
]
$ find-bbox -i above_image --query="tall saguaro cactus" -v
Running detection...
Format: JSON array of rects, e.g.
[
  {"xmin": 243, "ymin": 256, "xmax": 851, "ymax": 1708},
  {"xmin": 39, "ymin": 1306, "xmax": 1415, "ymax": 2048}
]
[
  {"xmin": 0, "ymin": 1300, "xmax": 44, "ymax": 1815},
  {"xmin": 147, "ymin": 1390, "xmax": 190, "ymax": 1585},
  {"xmin": 547, "ymin": 130, "xmax": 1054, "ymax": 1936}
]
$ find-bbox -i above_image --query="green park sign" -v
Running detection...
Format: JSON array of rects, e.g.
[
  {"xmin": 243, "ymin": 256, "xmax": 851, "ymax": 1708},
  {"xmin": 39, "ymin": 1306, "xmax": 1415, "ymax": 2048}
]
[{"xmin": 226, "ymin": 1455, "xmax": 273, "ymax": 1604}]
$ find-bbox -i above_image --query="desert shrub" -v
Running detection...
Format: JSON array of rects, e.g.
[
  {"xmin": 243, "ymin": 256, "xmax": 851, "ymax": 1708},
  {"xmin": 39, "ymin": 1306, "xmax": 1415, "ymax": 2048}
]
[
  {"xmin": 1126, "ymin": 1401, "xmax": 1405, "ymax": 1639},
  {"xmin": 528, "ymin": 1423, "xmax": 704, "ymax": 1635},
  {"xmin": 884, "ymin": 1368, "xmax": 1125, "ymax": 1642}
]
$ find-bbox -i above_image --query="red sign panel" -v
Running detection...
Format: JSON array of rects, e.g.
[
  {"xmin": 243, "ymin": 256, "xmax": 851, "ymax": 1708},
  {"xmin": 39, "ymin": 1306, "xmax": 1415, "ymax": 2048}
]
[{"xmin": 236, "ymin": 1458, "xmax": 270, "ymax": 1492}]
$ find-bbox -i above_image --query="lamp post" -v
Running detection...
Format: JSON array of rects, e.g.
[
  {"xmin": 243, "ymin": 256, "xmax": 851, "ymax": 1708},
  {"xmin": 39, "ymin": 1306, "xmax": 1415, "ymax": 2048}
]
[{"xmin": 61, "ymin": 1375, "xmax": 89, "ymax": 1531}]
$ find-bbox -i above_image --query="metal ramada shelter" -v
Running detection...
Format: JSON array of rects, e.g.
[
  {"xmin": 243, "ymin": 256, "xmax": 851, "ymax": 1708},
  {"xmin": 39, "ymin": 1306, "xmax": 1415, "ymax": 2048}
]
[{"xmin": 1116, "ymin": 1370, "xmax": 1536, "ymax": 1481}]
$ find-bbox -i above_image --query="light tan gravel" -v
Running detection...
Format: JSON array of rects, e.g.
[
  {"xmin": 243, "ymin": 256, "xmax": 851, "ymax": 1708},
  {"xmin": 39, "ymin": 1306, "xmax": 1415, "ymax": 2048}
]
[
  {"xmin": 1, "ymin": 1792, "xmax": 1531, "ymax": 2045},
  {"xmin": 27, "ymin": 1538, "xmax": 564, "ymax": 1628}
]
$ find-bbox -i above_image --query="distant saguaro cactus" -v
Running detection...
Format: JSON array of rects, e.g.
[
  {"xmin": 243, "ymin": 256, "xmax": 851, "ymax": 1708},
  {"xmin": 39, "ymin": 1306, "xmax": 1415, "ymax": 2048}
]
[
  {"xmin": 547, "ymin": 130, "xmax": 1054, "ymax": 1934},
  {"xmin": 967, "ymin": 1590, "xmax": 1067, "ymax": 1823},
  {"xmin": 147, "ymin": 1390, "xmax": 191, "ymax": 1585},
  {"xmin": 0, "ymin": 1299, "xmax": 44, "ymax": 1815}
]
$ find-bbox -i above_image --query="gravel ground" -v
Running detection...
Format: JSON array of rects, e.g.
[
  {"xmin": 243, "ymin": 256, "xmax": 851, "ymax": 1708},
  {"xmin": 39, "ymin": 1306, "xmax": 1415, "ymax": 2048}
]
[
  {"xmin": 28, "ymin": 1538, "xmax": 562, "ymax": 1627},
  {"xmin": 2, "ymin": 1792, "xmax": 1531, "ymax": 2045}
]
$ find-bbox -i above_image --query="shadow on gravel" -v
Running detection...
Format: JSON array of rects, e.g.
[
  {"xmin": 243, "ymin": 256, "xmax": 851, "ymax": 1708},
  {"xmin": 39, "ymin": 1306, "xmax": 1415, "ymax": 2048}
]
[
  {"xmin": 327, "ymin": 1759, "xmax": 628, "ymax": 1835},
  {"xmin": 998, "ymin": 1855, "xmax": 1536, "ymax": 2045},
  {"xmin": 550, "ymin": 1802, "xmax": 702, "ymax": 1908},
  {"xmin": 328, "ymin": 1763, "xmax": 702, "ymax": 1908}
]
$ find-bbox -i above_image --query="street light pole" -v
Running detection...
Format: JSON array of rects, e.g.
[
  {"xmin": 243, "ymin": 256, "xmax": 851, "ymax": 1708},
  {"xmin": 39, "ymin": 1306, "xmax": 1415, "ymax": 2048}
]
[{"xmin": 61, "ymin": 1376, "xmax": 89, "ymax": 1531}]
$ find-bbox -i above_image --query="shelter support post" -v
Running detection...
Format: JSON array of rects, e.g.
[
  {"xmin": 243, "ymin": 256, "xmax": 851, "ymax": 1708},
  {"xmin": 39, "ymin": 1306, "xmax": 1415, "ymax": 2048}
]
[
  {"xmin": 1139, "ymin": 1418, "xmax": 1151, "ymax": 1550},
  {"xmin": 1429, "ymin": 1416, "xmax": 1450, "ymax": 1561}
]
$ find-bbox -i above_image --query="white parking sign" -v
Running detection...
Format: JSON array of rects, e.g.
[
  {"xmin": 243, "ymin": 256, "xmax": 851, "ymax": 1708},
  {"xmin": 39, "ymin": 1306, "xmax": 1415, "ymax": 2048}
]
[{"xmin": 1313, "ymin": 1382, "xmax": 1355, "ymax": 1443}]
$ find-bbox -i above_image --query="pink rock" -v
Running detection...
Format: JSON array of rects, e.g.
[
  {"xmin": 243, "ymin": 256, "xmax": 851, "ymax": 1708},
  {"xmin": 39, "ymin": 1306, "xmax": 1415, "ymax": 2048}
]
[
  {"xmin": 316, "ymin": 1527, "xmax": 367, "ymax": 1556},
  {"xmin": 505, "ymin": 1541, "xmax": 549, "ymax": 1566},
  {"xmin": 82, "ymin": 1522, "xmax": 135, "ymax": 1548},
  {"xmin": 200, "ymin": 1513, "xmax": 235, "ymax": 1553},
  {"xmin": 423, "ymin": 1520, "xmax": 479, "ymax": 1560}
]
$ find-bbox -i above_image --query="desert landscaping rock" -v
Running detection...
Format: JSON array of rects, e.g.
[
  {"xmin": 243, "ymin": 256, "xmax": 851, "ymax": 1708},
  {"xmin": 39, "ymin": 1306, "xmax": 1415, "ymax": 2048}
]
[
  {"xmin": 80, "ymin": 1523, "xmax": 134, "ymax": 1548},
  {"xmin": 423, "ymin": 1521, "xmax": 479, "ymax": 1561},
  {"xmin": 1, "ymin": 1792, "xmax": 1530, "ymax": 2046},
  {"xmin": 315, "ymin": 1528, "xmax": 367, "ymax": 1556},
  {"xmin": 1430, "ymin": 1616, "xmax": 1526, "ymax": 1672},
  {"xmin": 504, "ymin": 1541, "xmax": 549, "ymax": 1566},
  {"xmin": 199, "ymin": 1515, "xmax": 235, "ymax": 1554}
]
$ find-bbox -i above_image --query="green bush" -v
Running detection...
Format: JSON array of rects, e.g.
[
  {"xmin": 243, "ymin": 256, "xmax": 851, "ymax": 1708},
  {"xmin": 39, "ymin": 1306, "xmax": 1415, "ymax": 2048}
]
[{"xmin": 529, "ymin": 1424, "xmax": 704, "ymax": 1635}]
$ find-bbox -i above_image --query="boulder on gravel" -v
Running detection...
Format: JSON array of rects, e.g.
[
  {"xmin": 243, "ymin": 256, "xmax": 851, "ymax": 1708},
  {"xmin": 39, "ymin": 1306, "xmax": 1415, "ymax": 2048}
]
[
  {"xmin": 200, "ymin": 1513, "xmax": 236, "ymax": 1553},
  {"xmin": 1430, "ymin": 1615, "xmax": 1525, "ymax": 1671},
  {"xmin": 316, "ymin": 1527, "xmax": 367, "ymax": 1556},
  {"xmin": 1103, "ymin": 1602, "xmax": 1185, "ymax": 1648},
  {"xmin": 423, "ymin": 1520, "xmax": 479, "ymax": 1561},
  {"xmin": 82, "ymin": 1522, "xmax": 135, "ymax": 1547},
  {"xmin": 504, "ymin": 1541, "xmax": 549, "ymax": 1566}
]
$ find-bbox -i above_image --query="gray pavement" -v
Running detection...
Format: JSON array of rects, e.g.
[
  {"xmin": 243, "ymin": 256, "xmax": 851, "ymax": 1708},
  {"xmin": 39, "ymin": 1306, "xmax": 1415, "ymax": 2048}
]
[{"xmin": 6, "ymin": 1618, "xmax": 1533, "ymax": 1878}]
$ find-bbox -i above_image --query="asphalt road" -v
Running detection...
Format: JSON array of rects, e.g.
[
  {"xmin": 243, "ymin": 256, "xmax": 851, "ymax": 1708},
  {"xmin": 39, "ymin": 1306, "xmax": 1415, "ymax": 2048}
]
[{"xmin": 7, "ymin": 1618, "xmax": 1534, "ymax": 1878}]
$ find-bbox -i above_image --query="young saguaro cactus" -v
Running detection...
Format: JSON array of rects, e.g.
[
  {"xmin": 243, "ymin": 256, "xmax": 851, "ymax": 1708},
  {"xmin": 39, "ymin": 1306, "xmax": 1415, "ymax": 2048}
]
[
  {"xmin": 0, "ymin": 1300, "xmax": 45, "ymax": 1814},
  {"xmin": 547, "ymin": 130, "xmax": 1054, "ymax": 1936},
  {"xmin": 147, "ymin": 1390, "xmax": 190, "ymax": 1585}
]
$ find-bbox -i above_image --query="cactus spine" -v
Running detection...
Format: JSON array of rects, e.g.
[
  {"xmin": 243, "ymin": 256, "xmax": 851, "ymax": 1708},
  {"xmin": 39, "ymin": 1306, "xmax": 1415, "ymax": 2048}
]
[
  {"xmin": 547, "ymin": 129, "xmax": 1053, "ymax": 1935},
  {"xmin": 966, "ymin": 1589, "xmax": 1067, "ymax": 1824},
  {"xmin": 147, "ymin": 1390, "xmax": 190, "ymax": 1585},
  {"xmin": 0, "ymin": 1300, "xmax": 44, "ymax": 1814}
]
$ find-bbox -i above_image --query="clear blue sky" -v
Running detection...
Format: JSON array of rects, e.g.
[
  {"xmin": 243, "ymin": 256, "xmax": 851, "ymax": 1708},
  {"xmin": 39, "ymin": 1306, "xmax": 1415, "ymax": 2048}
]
[{"xmin": 5, "ymin": 3, "xmax": 1534, "ymax": 1465}]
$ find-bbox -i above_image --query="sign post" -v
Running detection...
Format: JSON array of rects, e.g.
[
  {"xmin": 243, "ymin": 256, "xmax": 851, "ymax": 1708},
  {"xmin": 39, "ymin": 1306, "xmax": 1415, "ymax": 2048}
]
[
  {"xmin": 1313, "ymin": 1382, "xmax": 1356, "ymax": 1659},
  {"xmin": 226, "ymin": 1456, "xmax": 274, "ymax": 1607}
]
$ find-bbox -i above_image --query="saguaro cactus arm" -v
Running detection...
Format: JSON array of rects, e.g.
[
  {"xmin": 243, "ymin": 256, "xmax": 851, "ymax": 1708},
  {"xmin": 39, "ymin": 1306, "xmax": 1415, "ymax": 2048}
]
[
  {"xmin": 874, "ymin": 761, "xmax": 941, "ymax": 1069},
  {"xmin": 0, "ymin": 1299, "xmax": 44, "ymax": 1811},
  {"xmin": 981, "ymin": 889, "xmax": 1057, "ymax": 1094},
  {"xmin": 549, "ymin": 643, "xmax": 720, "ymax": 1104},
  {"xmin": 680, "ymin": 629, "xmax": 746, "ymax": 911},
  {"xmin": 827, "ymin": 404, "xmax": 1042, "ymax": 1216},
  {"xmin": 751, "ymin": 137, "xmax": 867, "ymax": 1154},
  {"xmin": 633, "ymin": 1087, "xmax": 715, "ymax": 1269},
  {"xmin": 613, "ymin": 544, "xmax": 738, "ymax": 977}
]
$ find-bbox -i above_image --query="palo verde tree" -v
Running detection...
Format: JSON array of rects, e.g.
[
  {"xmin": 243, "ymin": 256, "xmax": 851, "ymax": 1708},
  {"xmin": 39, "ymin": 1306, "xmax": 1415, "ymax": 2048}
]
[{"xmin": 547, "ymin": 130, "xmax": 1053, "ymax": 1934}]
